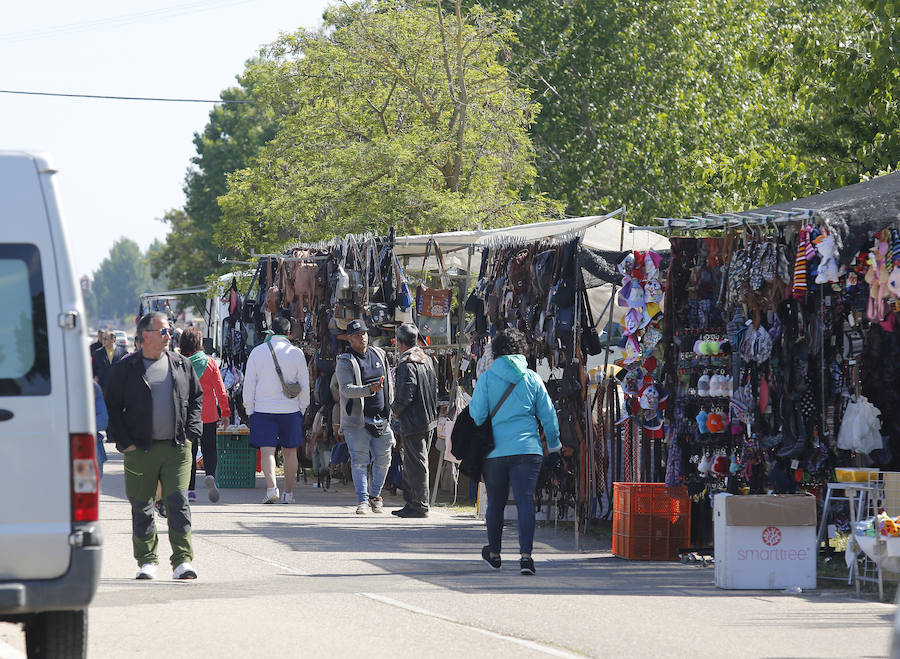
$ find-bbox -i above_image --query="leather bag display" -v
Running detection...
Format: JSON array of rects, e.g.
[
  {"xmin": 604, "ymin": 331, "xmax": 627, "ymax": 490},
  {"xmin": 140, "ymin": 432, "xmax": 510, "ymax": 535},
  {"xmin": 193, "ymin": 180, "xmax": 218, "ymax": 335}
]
[{"xmin": 416, "ymin": 239, "xmax": 452, "ymax": 318}]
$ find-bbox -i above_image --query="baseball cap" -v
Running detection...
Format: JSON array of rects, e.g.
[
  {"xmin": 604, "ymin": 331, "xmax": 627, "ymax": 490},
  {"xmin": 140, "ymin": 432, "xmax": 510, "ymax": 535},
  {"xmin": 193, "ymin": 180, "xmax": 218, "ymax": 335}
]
[{"xmin": 346, "ymin": 319, "xmax": 369, "ymax": 335}]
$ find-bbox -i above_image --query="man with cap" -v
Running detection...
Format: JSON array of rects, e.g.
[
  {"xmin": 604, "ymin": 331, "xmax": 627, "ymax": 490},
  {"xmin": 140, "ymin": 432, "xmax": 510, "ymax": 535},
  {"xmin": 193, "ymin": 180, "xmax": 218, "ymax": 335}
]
[
  {"xmin": 243, "ymin": 316, "xmax": 310, "ymax": 504},
  {"xmin": 390, "ymin": 324, "xmax": 438, "ymax": 517},
  {"xmin": 335, "ymin": 319, "xmax": 395, "ymax": 514}
]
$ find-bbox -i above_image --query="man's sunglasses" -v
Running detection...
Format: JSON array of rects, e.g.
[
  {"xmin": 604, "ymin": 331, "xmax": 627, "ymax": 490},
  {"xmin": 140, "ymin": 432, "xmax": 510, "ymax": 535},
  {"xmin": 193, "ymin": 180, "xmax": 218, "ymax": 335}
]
[{"xmin": 144, "ymin": 328, "xmax": 170, "ymax": 336}]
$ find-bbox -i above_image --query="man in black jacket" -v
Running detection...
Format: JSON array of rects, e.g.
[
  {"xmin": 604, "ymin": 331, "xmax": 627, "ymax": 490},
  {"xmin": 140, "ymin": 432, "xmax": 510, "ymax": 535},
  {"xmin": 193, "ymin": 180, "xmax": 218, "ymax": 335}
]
[
  {"xmin": 106, "ymin": 312, "xmax": 203, "ymax": 580},
  {"xmin": 390, "ymin": 324, "xmax": 438, "ymax": 518},
  {"xmin": 92, "ymin": 330, "xmax": 127, "ymax": 388}
]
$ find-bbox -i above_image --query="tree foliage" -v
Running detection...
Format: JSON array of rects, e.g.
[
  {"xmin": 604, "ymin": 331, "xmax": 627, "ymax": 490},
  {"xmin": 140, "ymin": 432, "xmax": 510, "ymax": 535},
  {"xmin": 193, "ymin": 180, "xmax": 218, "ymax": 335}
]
[
  {"xmin": 152, "ymin": 80, "xmax": 277, "ymax": 288},
  {"xmin": 217, "ymin": 0, "xmax": 556, "ymax": 254},
  {"xmin": 90, "ymin": 238, "xmax": 151, "ymax": 323},
  {"xmin": 479, "ymin": 0, "xmax": 834, "ymax": 221},
  {"xmin": 788, "ymin": 0, "xmax": 900, "ymax": 186}
]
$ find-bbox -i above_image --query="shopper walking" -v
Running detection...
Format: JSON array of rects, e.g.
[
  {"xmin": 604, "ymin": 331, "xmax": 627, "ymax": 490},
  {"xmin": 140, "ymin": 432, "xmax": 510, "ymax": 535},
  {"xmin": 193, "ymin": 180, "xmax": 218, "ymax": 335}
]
[
  {"xmin": 89, "ymin": 329, "xmax": 104, "ymax": 357},
  {"xmin": 390, "ymin": 324, "xmax": 437, "ymax": 518},
  {"xmin": 180, "ymin": 327, "xmax": 231, "ymax": 503},
  {"xmin": 469, "ymin": 328, "xmax": 561, "ymax": 575},
  {"xmin": 105, "ymin": 312, "xmax": 203, "ymax": 580},
  {"xmin": 93, "ymin": 330, "xmax": 126, "ymax": 388},
  {"xmin": 243, "ymin": 316, "xmax": 310, "ymax": 504},
  {"xmin": 336, "ymin": 320, "xmax": 395, "ymax": 514}
]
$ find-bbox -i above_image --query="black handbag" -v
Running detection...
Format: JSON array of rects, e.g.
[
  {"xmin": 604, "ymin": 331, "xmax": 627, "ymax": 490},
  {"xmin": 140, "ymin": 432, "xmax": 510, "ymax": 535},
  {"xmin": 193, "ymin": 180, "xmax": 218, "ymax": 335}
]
[
  {"xmin": 581, "ymin": 289, "xmax": 604, "ymax": 356},
  {"xmin": 450, "ymin": 381, "xmax": 517, "ymax": 482}
]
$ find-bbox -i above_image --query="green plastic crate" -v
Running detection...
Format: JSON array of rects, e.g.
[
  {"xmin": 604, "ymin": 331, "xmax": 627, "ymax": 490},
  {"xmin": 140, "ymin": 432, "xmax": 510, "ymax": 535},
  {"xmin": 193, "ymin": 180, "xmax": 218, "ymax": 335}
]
[{"xmin": 216, "ymin": 433, "xmax": 256, "ymax": 488}]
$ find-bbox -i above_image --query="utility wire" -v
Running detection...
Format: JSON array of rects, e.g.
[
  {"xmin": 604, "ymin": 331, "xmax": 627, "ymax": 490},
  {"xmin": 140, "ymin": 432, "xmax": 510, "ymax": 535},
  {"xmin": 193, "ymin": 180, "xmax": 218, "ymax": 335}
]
[
  {"xmin": 0, "ymin": 89, "xmax": 254, "ymax": 104},
  {"xmin": 0, "ymin": 0, "xmax": 254, "ymax": 45}
]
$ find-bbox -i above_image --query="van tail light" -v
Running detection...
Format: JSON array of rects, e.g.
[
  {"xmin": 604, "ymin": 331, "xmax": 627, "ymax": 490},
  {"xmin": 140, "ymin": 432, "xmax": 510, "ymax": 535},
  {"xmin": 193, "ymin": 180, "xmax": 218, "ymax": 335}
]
[{"xmin": 71, "ymin": 433, "xmax": 99, "ymax": 522}]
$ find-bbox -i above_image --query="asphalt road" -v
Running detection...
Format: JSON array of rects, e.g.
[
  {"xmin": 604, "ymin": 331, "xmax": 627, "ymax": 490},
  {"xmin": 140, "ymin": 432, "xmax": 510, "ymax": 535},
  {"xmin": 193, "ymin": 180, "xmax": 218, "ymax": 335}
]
[{"xmin": 1, "ymin": 450, "xmax": 895, "ymax": 658}]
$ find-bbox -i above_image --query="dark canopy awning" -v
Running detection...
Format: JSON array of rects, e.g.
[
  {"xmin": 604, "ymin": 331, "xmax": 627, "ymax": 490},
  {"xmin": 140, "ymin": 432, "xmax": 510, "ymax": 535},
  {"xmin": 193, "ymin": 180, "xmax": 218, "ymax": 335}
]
[{"xmin": 749, "ymin": 172, "xmax": 900, "ymax": 262}]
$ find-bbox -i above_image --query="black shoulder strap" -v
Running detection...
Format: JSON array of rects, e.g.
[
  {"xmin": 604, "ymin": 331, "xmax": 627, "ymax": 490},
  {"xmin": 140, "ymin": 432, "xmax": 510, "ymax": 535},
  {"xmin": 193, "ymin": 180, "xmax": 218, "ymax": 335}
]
[{"xmin": 489, "ymin": 380, "xmax": 518, "ymax": 419}]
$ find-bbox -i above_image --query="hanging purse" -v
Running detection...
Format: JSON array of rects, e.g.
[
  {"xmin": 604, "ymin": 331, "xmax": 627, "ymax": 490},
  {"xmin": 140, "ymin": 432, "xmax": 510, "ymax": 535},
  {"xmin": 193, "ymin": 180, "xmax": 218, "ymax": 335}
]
[
  {"xmin": 418, "ymin": 313, "xmax": 451, "ymax": 339},
  {"xmin": 580, "ymin": 288, "xmax": 604, "ymax": 356},
  {"xmin": 364, "ymin": 303, "xmax": 393, "ymax": 327},
  {"xmin": 394, "ymin": 255, "xmax": 414, "ymax": 310},
  {"xmin": 334, "ymin": 247, "xmax": 352, "ymax": 302},
  {"xmin": 507, "ymin": 246, "xmax": 532, "ymax": 296},
  {"xmin": 416, "ymin": 239, "xmax": 452, "ymax": 318},
  {"xmin": 265, "ymin": 257, "xmax": 281, "ymax": 314}
]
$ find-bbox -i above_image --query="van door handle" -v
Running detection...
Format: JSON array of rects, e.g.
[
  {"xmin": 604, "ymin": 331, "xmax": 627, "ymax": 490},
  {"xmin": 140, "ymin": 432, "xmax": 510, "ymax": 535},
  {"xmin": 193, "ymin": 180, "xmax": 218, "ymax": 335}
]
[{"xmin": 0, "ymin": 410, "xmax": 13, "ymax": 421}]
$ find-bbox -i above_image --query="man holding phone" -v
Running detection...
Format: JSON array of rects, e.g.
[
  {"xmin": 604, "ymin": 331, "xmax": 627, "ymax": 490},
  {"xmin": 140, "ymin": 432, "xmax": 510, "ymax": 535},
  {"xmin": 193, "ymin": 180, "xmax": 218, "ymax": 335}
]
[{"xmin": 336, "ymin": 320, "xmax": 395, "ymax": 514}]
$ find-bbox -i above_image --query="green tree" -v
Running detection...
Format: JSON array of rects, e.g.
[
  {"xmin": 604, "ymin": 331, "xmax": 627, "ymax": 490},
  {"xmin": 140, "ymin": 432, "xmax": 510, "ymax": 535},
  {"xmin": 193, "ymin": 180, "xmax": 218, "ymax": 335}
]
[
  {"xmin": 91, "ymin": 238, "xmax": 151, "ymax": 322},
  {"xmin": 152, "ymin": 80, "xmax": 277, "ymax": 288},
  {"xmin": 479, "ymin": 0, "xmax": 822, "ymax": 220},
  {"xmin": 218, "ymin": 0, "xmax": 556, "ymax": 254},
  {"xmin": 788, "ymin": 0, "xmax": 900, "ymax": 186}
]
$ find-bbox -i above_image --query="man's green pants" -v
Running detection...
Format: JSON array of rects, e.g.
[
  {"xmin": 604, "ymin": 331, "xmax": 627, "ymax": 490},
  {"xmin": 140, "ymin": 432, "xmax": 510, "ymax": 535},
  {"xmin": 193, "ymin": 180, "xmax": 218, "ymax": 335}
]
[{"xmin": 124, "ymin": 441, "xmax": 193, "ymax": 568}]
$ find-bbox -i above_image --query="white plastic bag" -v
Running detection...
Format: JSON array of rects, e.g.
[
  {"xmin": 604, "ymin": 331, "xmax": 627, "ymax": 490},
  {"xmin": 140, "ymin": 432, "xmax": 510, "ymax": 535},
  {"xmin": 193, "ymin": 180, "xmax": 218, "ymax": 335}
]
[{"xmin": 837, "ymin": 396, "xmax": 883, "ymax": 455}]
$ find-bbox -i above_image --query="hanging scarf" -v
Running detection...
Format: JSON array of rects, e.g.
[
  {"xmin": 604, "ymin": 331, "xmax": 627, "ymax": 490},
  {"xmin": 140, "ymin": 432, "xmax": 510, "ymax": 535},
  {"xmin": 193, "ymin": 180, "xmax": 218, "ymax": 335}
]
[
  {"xmin": 792, "ymin": 229, "xmax": 808, "ymax": 300},
  {"xmin": 188, "ymin": 351, "xmax": 210, "ymax": 380}
]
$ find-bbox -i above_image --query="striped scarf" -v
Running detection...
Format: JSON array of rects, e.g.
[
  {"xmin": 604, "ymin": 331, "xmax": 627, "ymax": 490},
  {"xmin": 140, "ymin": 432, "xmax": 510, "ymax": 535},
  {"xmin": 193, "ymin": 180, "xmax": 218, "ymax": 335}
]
[{"xmin": 792, "ymin": 229, "xmax": 808, "ymax": 300}]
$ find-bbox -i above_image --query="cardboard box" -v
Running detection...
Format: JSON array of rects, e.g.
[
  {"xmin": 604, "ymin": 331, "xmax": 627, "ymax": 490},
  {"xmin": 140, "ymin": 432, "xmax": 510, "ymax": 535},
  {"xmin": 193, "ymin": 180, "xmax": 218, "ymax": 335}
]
[{"xmin": 714, "ymin": 493, "xmax": 817, "ymax": 590}]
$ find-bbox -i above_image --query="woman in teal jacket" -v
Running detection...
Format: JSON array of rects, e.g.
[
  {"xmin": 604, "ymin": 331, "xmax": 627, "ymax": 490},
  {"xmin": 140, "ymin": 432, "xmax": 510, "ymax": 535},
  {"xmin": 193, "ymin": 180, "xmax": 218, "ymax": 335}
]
[{"xmin": 470, "ymin": 328, "xmax": 561, "ymax": 575}]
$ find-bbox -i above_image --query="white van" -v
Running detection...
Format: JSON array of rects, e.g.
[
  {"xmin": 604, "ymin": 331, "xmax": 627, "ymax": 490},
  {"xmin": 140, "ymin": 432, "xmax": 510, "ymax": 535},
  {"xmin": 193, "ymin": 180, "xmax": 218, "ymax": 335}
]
[{"xmin": 0, "ymin": 152, "xmax": 101, "ymax": 657}]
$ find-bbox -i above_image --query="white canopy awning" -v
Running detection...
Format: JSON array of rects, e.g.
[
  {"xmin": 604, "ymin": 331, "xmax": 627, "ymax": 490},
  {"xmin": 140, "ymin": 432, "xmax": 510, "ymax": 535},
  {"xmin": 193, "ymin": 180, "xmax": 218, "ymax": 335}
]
[{"xmin": 392, "ymin": 209, "xmax": 670, "ymax": 273}]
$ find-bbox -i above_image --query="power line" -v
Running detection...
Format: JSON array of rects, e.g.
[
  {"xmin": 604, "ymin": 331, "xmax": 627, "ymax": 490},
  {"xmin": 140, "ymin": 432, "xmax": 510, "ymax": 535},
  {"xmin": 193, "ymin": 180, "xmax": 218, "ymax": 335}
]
[
  {"xmin": 0, "ymin": 0, "xmax": 255, "ymax": 45},
  {"xmin": 0, "ymin": 89, "xmax": 254, "ymax": 104}
]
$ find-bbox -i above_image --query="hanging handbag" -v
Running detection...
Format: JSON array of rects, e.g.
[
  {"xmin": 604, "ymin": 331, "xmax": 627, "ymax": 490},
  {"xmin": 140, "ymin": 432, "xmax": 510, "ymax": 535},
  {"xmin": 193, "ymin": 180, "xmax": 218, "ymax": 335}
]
[
  {"xmin": 364, "ymin": 302, "xmax": 393, "ymax": 327},
  {"xmin": 580, "ymin": 288, "xmax": 604, "ymax": 356},
  {"xmin": 507, "ymin": 247, "xmax": 532, "ymax": 296},
  {"xmin": 267, "ymin": 342, "xmax": 303, "ymax": 399},
  {"xmin": 393, "ymin": 255, "xmax": 414, "ymax": 310},
  {"xmin": 531, "ymin": 248, "xmax": 557, "ymax": 296},
  {"xmin": 418, "ymin": 313, "xmax": 451, "ymax": 339},
  {"xmin": 333, "ymin": 301, "xmax": 360, "ymax": 330},
  {"xmin": 416, "ymin": 239, "xmax": 452, "ymax": 318},
  {"xmin": 265, "ymin": 258, "xmax": 281, "ymax": 314}
]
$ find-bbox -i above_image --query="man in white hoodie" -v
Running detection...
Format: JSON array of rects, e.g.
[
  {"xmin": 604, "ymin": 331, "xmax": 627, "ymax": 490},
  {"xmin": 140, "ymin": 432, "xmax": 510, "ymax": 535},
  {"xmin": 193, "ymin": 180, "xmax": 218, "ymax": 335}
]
[{"xmin": 243, "ymin": 317, "xmax": 310, "ymax": 503}]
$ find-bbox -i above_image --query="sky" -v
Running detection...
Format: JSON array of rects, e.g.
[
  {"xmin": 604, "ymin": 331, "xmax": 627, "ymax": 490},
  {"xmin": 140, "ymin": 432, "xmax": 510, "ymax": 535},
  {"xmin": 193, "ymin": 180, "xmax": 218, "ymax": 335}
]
[{"xmin": 0, "ymin": 0, "xmax": 332, "ymax": 281}]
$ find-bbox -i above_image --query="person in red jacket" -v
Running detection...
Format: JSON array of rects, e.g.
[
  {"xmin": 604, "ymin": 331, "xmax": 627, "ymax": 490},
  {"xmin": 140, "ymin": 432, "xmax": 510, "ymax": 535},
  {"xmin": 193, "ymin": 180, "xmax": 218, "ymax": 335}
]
[{"xmin": 180, "ymin": 327, "xmax": 231, "ymax": 503}]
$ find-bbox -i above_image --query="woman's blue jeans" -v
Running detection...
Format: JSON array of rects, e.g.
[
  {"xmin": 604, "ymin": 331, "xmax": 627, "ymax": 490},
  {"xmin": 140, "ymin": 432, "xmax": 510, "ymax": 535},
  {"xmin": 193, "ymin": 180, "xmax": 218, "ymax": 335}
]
[
  {"xmin": 482, "ymin": 454, "xmax": 543, "ymax": 555},
  {"xmin": 344, "ymin": 426, "xmax": 394, "ymax": 504}
]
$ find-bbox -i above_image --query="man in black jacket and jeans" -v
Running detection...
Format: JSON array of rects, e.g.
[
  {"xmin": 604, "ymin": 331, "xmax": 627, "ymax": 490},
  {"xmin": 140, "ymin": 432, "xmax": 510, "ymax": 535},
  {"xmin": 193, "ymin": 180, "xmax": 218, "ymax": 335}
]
[
  {"xmin": 391, "ymin": 324, "xmax": 438, "ymax": 518},
  {"xmin": 106, "ymin": 312, "xmax": 203, "ymax": 580}
]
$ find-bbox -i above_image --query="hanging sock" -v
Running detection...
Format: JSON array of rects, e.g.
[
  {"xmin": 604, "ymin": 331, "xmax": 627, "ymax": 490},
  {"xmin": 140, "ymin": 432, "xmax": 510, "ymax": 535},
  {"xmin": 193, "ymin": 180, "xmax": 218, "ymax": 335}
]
[
  {"xmin": 891, "ymin": 228, "xmax": 900, "ymax": 266},
  {"xmin": 792, "ymin": 229, "xmax": 808, "ymax": 300}
]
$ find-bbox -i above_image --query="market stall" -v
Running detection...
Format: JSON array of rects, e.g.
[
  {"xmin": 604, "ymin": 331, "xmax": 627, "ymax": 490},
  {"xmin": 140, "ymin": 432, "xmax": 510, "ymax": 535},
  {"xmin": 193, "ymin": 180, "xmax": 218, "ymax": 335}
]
[{"xmin": 609, "ymin": 172, "xmax": 900, "ymax": 570}]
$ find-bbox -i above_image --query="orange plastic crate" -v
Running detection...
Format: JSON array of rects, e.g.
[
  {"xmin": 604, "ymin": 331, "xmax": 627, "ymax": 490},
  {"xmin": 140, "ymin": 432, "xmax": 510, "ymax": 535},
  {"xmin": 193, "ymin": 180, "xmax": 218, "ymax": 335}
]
[{"xmin": 612, "ymin": 483, "xmax": 690, "ymax": 561}]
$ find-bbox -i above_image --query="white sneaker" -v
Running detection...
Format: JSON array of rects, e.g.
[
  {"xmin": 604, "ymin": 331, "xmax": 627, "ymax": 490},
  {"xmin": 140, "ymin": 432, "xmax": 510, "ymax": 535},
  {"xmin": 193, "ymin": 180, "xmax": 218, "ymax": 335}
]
[
  {"xmin": 136, "ymin": 563, "xmax": 158, "ymax": 580},
  {"xmin": 355, "ymin": 502, "xmax": 369, "ymax": 515},
  {"xmin": 280, "ymin": 491, "xmax": 295, "ymax": 504},
  {"xmin": 172, "ymin": 562, "xmax": 197, "ymax": 580},
  {"xmin": 262, "ymin": 487, "xmax": 279, "ymax": 504},
  {"xmin": 205, "ymin": 475, "xmax": 220, "ymax": 503},
  {"xmin": 369, "ymin": 496, "xmax": 384, "ymax": 513}
]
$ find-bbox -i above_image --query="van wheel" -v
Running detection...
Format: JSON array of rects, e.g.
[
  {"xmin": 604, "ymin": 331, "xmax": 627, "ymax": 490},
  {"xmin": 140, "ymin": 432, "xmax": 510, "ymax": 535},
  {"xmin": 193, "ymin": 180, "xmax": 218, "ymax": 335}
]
[{"xmin": 25, "ymin": 609, "xmax": 87, "ymax": 658}]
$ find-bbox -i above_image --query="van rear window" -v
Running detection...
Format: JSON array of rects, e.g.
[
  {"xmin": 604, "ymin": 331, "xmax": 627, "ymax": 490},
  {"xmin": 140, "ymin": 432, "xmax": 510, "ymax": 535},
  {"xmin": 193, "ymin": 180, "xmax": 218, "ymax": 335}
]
[{"xmin": 0, "ymin": 244, "xmax": 50, "ymax": 395}]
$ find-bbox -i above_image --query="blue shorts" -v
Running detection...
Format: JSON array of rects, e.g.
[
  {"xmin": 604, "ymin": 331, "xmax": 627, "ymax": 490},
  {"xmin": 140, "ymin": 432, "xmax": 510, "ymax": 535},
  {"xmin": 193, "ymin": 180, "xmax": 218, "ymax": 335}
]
[{"xmin": 249, "ymin": 411, "xmax": 303, "ymax": 449}]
